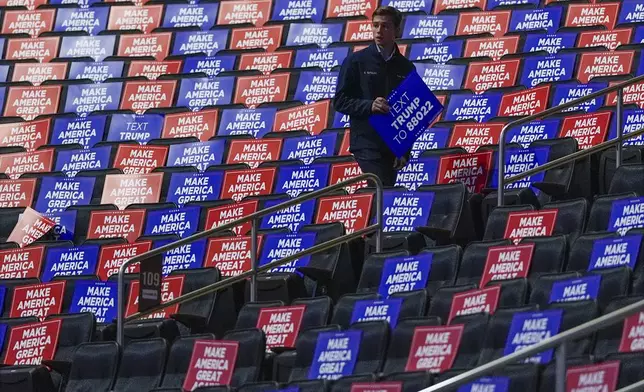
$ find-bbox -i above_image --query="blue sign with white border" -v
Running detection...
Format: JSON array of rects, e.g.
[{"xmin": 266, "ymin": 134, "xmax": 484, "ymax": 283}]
[
  {"xmin": 379, "ymin": 253, "xmax": 432, "ymax": 297},
  {"xmin": 308, "ymin": 330, "xmax": 362, "ymax": 380},
  {"xmin": 42, "ymin": 245, "xmax": 100, "ymax": 282},
  {"xmin": 69, "ymin": 280, "xmax": 118, "ymax": 323},
  {"xmin": 503, "ymin": 309, "xmax": 563, "ymax": 364},
  {"xmin": 588, "ymin": 234, "xmax": 642, "ymax": 271}
]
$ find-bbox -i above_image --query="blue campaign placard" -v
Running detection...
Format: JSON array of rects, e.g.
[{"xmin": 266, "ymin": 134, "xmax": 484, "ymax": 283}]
[
  {"xmin": 609, "ymin": 109, "xmax": 644, "ymax": 145},
  {"xmin": 488, "ymin": 147, "xmax": 550, "ymax": 192},
  {"xmin": 0, "ymin": 287, "xmax": 5, "ymax": 317},
  {"xmin": 381, "ymin": 190, "xmax": 434, "ymax": 232},
  {"xmin": 549, "ymin": 275, "xmax": 601, "ymax": 303},
  {"xmin": 588, "ymin": 234, "xmax": 642, "ymax": 271},
  {"xmin": 521, "ymin": 53, "xmax": 575, "ymax": 88},
  {"xmin": 107, "ymin": 114, "xmax": 164, "ymax": 144},
  {"xmin": 333, "ymin": 112, "xmax": 350, "ymax": 129},
  {"xmin": 369, "ymin": 71, "xmax": 444, "ymax": 158},
  {"xmin": 608, "ymin": 198, "xmax": 644, "ymax": 235},
  {"xmin": 49, "ymin": 0, "xmax": 101, "ymax": 7},
  {"xmin": 523, "ymin": 32, "xmax": 577, "ymax": 55},
  {"xmin": 54, "ymin": 7, "xmax": 109, "ymax": 34},
  {"xmin": 155, "ymin": 238, "xmax": 206, "ymax": 276},
  {"xmin": 68, "ymin": 61, "xmax": 125, "ymax": 83},
  {"xmin": 409, "ymin": 127, "xmax": 450, "ymax": 158},
  {"xmin": 505, "ymin": 119, "xmax": 560, "ymax": 148},
  {"xmin": 378, "ymin": 253, "xmax": 432, "ymax": 297},
  {"xmin": 55, "ymin": 146, "xmax": 111, "ymax": 177},
  {"xmin": 619, "ymin": 0, "xmax": 644, "ymax": 24},
  {"xmin": 60, "ymin": 35, "xmax": 116, "ymax": 61},
  {"xmin": 294, "ymin": 71, "xmax": 338, "ymax": 105},
  {"xmin": 69, "ymin": 280, "xmax": 118, "ymax": 323},
  {"xmin": 177, "ymin": 77, "xmax": 234, "ymax": 110},
  {"xmin": 510, "ymin": 7, "xmax": 563, "ymax": 34},
  {"xmin": 395, "ymin": 157, "xmax": 439, "ymax": 191},
  {"xmin": 275, "ymin": 163, "xmax": 330, "ymax": 197},
  {"xmin": 182, "ymin": 55, "xmax": 237, "ymax": 77},
  {"xmin": 402, "ymin": 15, "xmax": 458, "ymax": 42},
  {"xmin": 350, "ymin": 298, "xmax": 403, "ymax": 328},
  {"xmin": 445, "ymin": 92, "xmax": 502, "ymax": 123},
  {"xmin": 52, "ymin": 116, "xmax": 107, "ymax": 148},
  {"xmin": 636, "ymin": 27, "xmax": 644, "ymax": 44},
  {"xmin": 503, "ymin": 309, "xmax": 563, "ymax": 364},
  {"xmin": 167, "ymin": 172, "xmax": 225, "ymax": 206},
  {"xmin": 382, "ymin": 0, "xmax": 433, "ymax": 13},
  {"xmin": 258, "ymin": 232, "xmax": 317, "ymax": 273},
  {"xmin": 294, "ymin": 47, "xmax": 349, "ymax": 72},
  {"xmin": 167, "ymin": 139, "xmax": 225, "ymax": 171},
  {"xmin": 457, "ymin": 377, "xmax": 510, "ymax": 392},
  {"xmin": 42, "ymin": 245, "xmax": 100, "ymax": 282},
  {"xmin": 412, "ymin": 63, "xmax": 466, "ymax": 91},
  {"xmin": 44, "ymin": 210, "xmax": 77, "ymax": 241},
  {"xmin": 172, "ymin": 30, "xmax": 228, "ymax": 57},
  {"xmin": 219, "ymin": 107, "xmax": 277, "ymax": 138},
  {"xmin": 144, "ymin": 206, "xmax": 200, "ymax": 238},
  {"xmin": 35, "ymin": 177, "xmax": 95, "ymax": 213},
  {"xmin": 308, "ymin": 330, "xmax": 362, "ymax": 380},
  {"xmin": 280, "ymin": 133, "xmax": 337, "ymax": 164},
  {"xmin": 64, "ymin": 82, "xmax": 123, "ymax": 116},
  {"xmin": 0, "ymin": 323, "xmax": 6, "ymax": 351},
  {"xmin": 552, "ymin": 83, "xmax": 607, "ymax": 113},
  {"xmin": 260, "ymin": 198, "xmax": 316, "ymax": 232},
  {"xmin": 162, "ymin": 3, "xmax": 219, "ymax": 29},
  {"xmin": 285, "ymin": 23, "xmax": 343, "ymax": 48},
  {"xmin": 409, "ymin": 41, "xmax": 463, "ymax": 64},
  {"xmin": 0, "ymin": 65, "xmax": 9, "ymax": 83},
  {"xmin": 272, "ymin": 0, "xmax": 324, "ymax": 22}
]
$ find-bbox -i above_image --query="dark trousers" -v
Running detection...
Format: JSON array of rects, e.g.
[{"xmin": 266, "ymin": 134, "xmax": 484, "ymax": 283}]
[{"xmin": 353, "ymin": 150, "xmax": 396, "ymax": 187}]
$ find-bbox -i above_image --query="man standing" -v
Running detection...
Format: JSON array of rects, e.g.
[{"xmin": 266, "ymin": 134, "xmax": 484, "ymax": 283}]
[{"xmin": 333, "ymin": 6, "xmax": 415, "ymax": 187}]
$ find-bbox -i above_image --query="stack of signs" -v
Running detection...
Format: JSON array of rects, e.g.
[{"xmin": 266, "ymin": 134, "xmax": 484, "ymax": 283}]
[
  {"xmin": 620, "ymin": 311, "xmax": 644, "ymax": 353},
  {"xmin": 315, "ymin": 194, "xmax": 373, "ymax": 234},
  {"xmin": 308, "ymin": 330, "xmax": 362, "ymax": 380},
  {"xmin": 457, "ymin": 377, "xmax": 510, "ymax": 392},
  {"xmin": 503, "ymin": 210, "xmax": 558, "ymax": 244},
  {"xmin": 381, "ymin": 190, "xmax": 433, "ymax": 232},
  {"xmin": 481, "ymin": 243, "xmax": 535, "ymax": 287},
  {"xmin": 260, "ymin": 198, "xmax": 316, "ymax": 232},
  {"xmin": 205, "ymin": 236, "xmax": 261, "ymax": 277},
  {"xmin": 378, "ymin": 254, "xmax": 432, "ymax": 297},
  {"xmin": 0, "ymin": 246, "xmax": 44, "ymax": 279},
  {"xmin": 350, "ymin": 382, "xmax": 403, "ymax": 392},
  {"xmin": 503, "ymin": 309, "xmax": 563, "ymax": 364},
  {"xmin": 41, "ymin": 245, "xmax": 99, "ymax": 281},
  {"xmin": 69, "ymin": 281, "xmax": 117, "ymax": 323},
  {"xmin": 566, "ymin": 362, "xmax": 620, "ymax": 392},
  {"xmin": 608, "ymin": 197, "xmax": 644, "ymax": 235},
  {"xmin": 549, "ymin": 275, "xmax": 601, "ymax": 303},
  {"xmin": 125, "ymin": 275, "xmax": 184, "ymax": 319},
  {"xmin": 255, "ymin": 305, "xmax": 305, "ymax": 350},
  {"xmin": 183, "ymin": 340, "xmax": 239, "ymax": 391},
  {"xmin": 405, "ymin": 325, "xmax": 464, "ymax": 373},
  {"xmin": 588, "ymin": 235, "xmax": 642, "ymax": 271},
  {"xmin": 10, "ymin": 281, "xmax": 65, "ymax": 319},
  {"xmin": 350, "ymin": 298, "xmax": 403, "ymax": 328},
  {"xmin": 8, "ymin": 207, "xmax": 56, "ymax": 248},
  {"xmin": 258, "ymin": 232, "xmax": 316, "ymax": 274},
  {"xmin": 3, "ymin": 319, "xmax": 61, "ymax": 365},
  {"xmin": 448, "ymin": 286, "xmax": 501, "ymax": 323},
  {"xmin": 437, "ymin": 151, "xmax": 493, "ymax": 194}
]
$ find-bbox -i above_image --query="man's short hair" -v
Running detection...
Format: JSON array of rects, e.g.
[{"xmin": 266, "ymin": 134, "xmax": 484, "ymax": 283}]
[{"xmin": 372, "ymin": 6, "xmax": 403, "ymax": 29}]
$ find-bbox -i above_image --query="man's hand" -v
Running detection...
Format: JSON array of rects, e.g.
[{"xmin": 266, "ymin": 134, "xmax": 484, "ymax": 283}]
[
  {"xmin": 372, "ymin": 97, "xmax": 390, "ymax": 114},
  {"xmin": 394, "ymin": 156, "xmax": 407, "ymax": 170}
]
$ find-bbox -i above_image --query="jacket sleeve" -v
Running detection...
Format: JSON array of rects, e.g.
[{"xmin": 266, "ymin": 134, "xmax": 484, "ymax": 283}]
[{"xmin": 332, "ymin": 56, "xmax": 373, "ymax": 119}]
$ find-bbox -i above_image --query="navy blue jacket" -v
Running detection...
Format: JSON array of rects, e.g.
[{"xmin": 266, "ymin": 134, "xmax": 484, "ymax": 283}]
[{"xmin": 333, "ymin": 43, "xmax": 415, "ymax": 158}]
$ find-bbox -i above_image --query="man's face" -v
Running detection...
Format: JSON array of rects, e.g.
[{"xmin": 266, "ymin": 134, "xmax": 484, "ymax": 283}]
[{"xmin": 372, "ymin": 15, "xmax": 397, "ymax": 47}]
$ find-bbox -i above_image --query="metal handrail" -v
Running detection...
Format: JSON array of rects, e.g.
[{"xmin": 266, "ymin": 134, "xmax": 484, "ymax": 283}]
[{"xmin": 116, "ymin": 173, "xmax": 384, "ymax": 345}]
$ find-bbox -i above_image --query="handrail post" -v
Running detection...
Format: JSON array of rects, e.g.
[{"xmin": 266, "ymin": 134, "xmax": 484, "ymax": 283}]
[
  {"xmin": 497, "ymin": 125, "xmax": 508, "ymax": 207},
  {"xmin": 555, "ymin": 342, "xmax": 566, "ymax": 392},
  {"xmin": 375, "ymin": 177, "xmax": 383, "ymax": 252},
  {"xmin": 616, "ymin": 88, "xmax": 624, "ymax": 168},
  {"xmin": 116, "ymin": 262, "xmax": 128, "ymax": 346},
  {"xmin": 250, "ymin": 219, "xmax": 258, "ymax": 302}
]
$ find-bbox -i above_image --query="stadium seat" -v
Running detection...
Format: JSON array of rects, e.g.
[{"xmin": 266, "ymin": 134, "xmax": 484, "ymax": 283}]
[
  {"xmin": 112, "ymin": 338, "xmax": 167, "ymax": 392},
  {"xmin": 63, "ymin": 342, "xmax": 120, "ymax": 392}
]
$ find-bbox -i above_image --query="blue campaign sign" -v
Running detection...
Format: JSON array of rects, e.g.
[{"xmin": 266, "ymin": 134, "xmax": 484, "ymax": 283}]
[
  {"xmin": 402, "ymin": 15, "xmax": 458, "ymax": 42},
  {"xmin": 510, "ymin": 7, "xmax": 563, "ymax": 34},
  {"xmin": 107, "ymin": 114, "xmax": 164, "ymax": 144},
  {"xmin": 272, "ymin": 0, "xmax": 324, "ymax": 22},
  {"xmin": 44, "ymin": 210, "xmax": 77, "ymax": 241},
  {"xmin": 182, "ymin": 55, "xmax": 237, "ymax": 77},
  {"xmin": 549, "ymin": 275, "xmax": 601, "ymax": 303},
  {"xmin": 409, "ymin": 127, "xmax": 450, "ymax": 159},
  {"xmin": 280, "ymin": 133, "xmax": 337, "ymax": 164},
  {"xmin": 369, "ymin": 71, "xmax": 444, "ymax": 158},
  {"xmin": 381, "ymin": 190, "xmax": 434, "ymax": 232},
  {"xmin": 505, "ymin": 119, "xmax": 560, "ymax": 148},
  {"xmin": 521, "ymin": 53, "xmax": 576, "ymax": 88},
  {"xmin": 413, "ymin": 63, "xmax": 466, "ymax": 91},
  {"xmin": 172, "ymin": 30, "xmax": 228, "ymax": 57},
  {"xmin": 68, "ymin": 61, "xmax": 125, "ymax": 83},
  {"xmin": 258, "ymin": 232, "xmax": 317, "ymax": 273},
  {"xmin": 382, "ymin": 0, "xmax": 433, "ymax": 13},
  {"xmin": 333, "ymin": 112, "xmax": 350, "ymax": 129},
  {"xmin": 588, "ymin": 234, "xmax": 643, "ymax": 271},
  {"xmin": 55, "ymin": 146, "xmax": 111, "ymax": 177},
  {"xmin": 445, "ymin": 92, "xmax": 502, "ymax": 123},
  {"xmin": 0, "ymin": 65, "xmax": 9, "ymax": 83},
  {"xmin": 167, "ymin": 139, "xmax": 225, "ymax": 171},
  {"xmin": 35, "ymin": 177, "xmax": 95, "ymax": 213},
  {"xmin": 609, "ymin": 109, "xmax": 644, "ymax": 145},
  {"xmin": 636, "ymin": 27, "xmax": 644, "ymax": 44},
  {"xmin": 308, "ymin": 330, "xmax": 362, "ymax": 380},
  {"xmin": 608, "ymin": 198, "xmax": 644, "ymax": 235},
  {"xmin": 64, "ymin": 82, "xmax": 123, "ymax": 116},
  {"xmin": 523, "ymin": 32, "xmax": 577, "ymax": 55},
  {"xmin": 503, "ymin": 309, "xmax": 563, "ymax": 364},
  {"xmin": 0, "ymin": 287, "xmax": 5, "ymax": 318},
  {"xmin": 350, "ymin": 298, "xmax": 403, "ymax": 328},
  {"xmin": 69, "ymin": 280, "xmax": 118, "ymax": 323},
  {"xmin": 457, "ymin": 377, "xmax": 510, "ymax": 392},
  {"xmin": 0, "ymin": 323, "xmax": 6, "ymax": 352},
  {"xmin": 294, "ymin": 47, "xmax": 349, "ymax": 71},
  {"xmin": 49, "ymin": 0, "xmax": 101, "ymax": 7},
  {"xmin": 52, "ymin": 116, "xmax": 107, "ymax": 148},
  {"xmin": 378, "ymin": 253, "xmax": 432, "ymax": 297},
  {"xmin": 219, "ymin": 107, "xmax": 277, "ymax": 138},
  {"xmin": 42, "ymin": 245, "xmax": 100, "ymax": 282},
  {"xmin": 60, "ymin": 35, "xmax": 116, "ymax": 61},
  {"xmin": 552, "ymin": 83, "xmax": 607, "ymax": 113},
  {"xmin": 409, "ymin": 41, "xmax": 463, "ymax": 64},
  {"xmin": 619, "ymin": 0, "xmax": 644, "ymax": 24},
  {"xmin": 285, "ymin": 23, "xmax": 343, "ymax": 48},
  {"xmin": 489, "ymin": 147, "xmax": 550, "ymax": 192},
  {"xmin": 167, "ymin": 172, "xmax": 225, "ymax": 206},
  {"xmin": 395, "ymin": 157, "xmax": 439, "ymax": 191},
  {"xmin": 275, "ymin": 163, "xmax": 330, "ymax": 197},
  {"xmin": 54, "ymin": 8, "xmax": 109, "ymax": 34},
  {"xmin": 155, "ymin": 238, "xmax": 206, "ymax": 276},
  {"xmin": 260, "ymin": 198, "xmax": 316, "ymax": 232},
  {"xmin": 162, "ymin": 3, "xmax": 219, "ymax": 29},
  {"xmin": 177, "ymin": 77, "xmax": 234, "ymax": 110},
  {"xmin": 294, "ymin": 71, "xmax": 338, "ymax": 105},
  {"xmin": 144, "ymin": 206, "xmax": 200, "ymax": 238}
]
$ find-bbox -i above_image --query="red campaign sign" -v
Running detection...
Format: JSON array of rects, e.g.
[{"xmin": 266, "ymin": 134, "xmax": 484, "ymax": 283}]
[
  {"xmin": 326, "ymin": 0, "xmax": 377, "ymax": 18},
  {"xmin": 432, "ymin": 95, "xmax": 447, "ymax": 127},
  {"xmin": 457, "ymin": 11, "xmax": 511, "ymax": 37},
  {"xmin": 315, "ymin": 193, "xmax": 373, "ymax": 234},
  {"xmin": 234, "ymin": 74, "xmax": 290, "ymax": 108},
  {"xmin": 558, "ymin": 111, "xmax": 612, "ymax": 150},
  {"xmin": 6, "ymin": 37, "xmax": 59, "ymax": 62},
  {"xmin": 220, "ymin": 167, "xmax": 276, "ymax": 202},
  {"xmin": 448, "ymin": 285, "xmax": 501, "ymax": 323},
  {"xmin": 2, "ymin": 9, "xmax": 55, "ymax": 36},
  {"xmin": 162, "ymin": 109, "xmax": 218, "ymax": 141},
  {"xmin": 436, "ymin": 151, "xmax": 494, "ymax": 193},
  {"xmin": 0, "ymin": 149, "xmax": 54, "ymax": 179},
  {"xmin": 499, "ymin": 85, "xmax": 550, "ymax": 117},
  {"xmin": 577, "ymin": 51, "xmax": 634, "ymax": 83},
  {"xmin": 230, "ymin": 25, "xmax": 283, "ymax": 52},
  {"xmin": 97, "ymin": 241, "xmax": 152, "ymax": 281},
  {"xmin": 107, "ymin": 5, "xmax": 163, "ymax": 32},
  {"xmin": 0, "ymin": 245, "xmax": 44, "ymax": 279},
  {"xmin": 114, "ymin": 145, "xmax": 169, "ymax": 174},
  {"xmin": 463, "ymin": 36, "xmax": 519, "ymax": 61},
  {"xmin": 87, "ymin": 209, "xmax": 146, "ymax": 243},
  {"xmin": 127, "ymin": 60, "xmax": 182, "ymax": 80},
  {"xmin": 256, "ymin": 305, "xmax": 306, "ymax": 349},
  {"xmin": 350, "ymin": 382, "xmax": 403, "ymax": 392},
  {"xmin": 480, "ymin": 243, "xmax": 535, "ymax": 288},
  {"xmin": 435, "ymin": 0, "xmax": 486, "ymax": 14},
  {"xmin": 607, "ymin": 81, "xmax": 644, "ymax": 108},
  {"xmin": 340, "ymin": 131, "xmax": 351, "ymax": 156},
  {"xmin": 11, "ymin": 63, "xmax": 67, "ymax": 86},
  {"xmin": 217, "ymin": 0, "xmax": 271, "ymax": 26},
  {"xmin": 0, "ymin": 178, "xmax": 37, "ymax": 208},
  {"xmin": 0, "ymin": 118, "xmax": 51, "ymax": 151},
  {"xmin": 3, "ymin": 319, "xmax": 61, "ymax": 365},
  {"xmin": 578, "ymin": 28, "xmax": 633, "ymax": 51},
  {"xmin": 620, "ymin": 311, "xmax": 644, "ymax": 352},
  {"xmin": 125, "ymin": 275, "xmax": 185, "ymax": 318},
  {"xmin": 183, "ymin": 340, "xmax": 239, "ymax": 391},
  {"xmin": 4, "ymin": 85, "xmax": 61, "ymax": 120},
  {"xmin": 10, "ymin": 280, "xmax": 65, "ymax": 319},
  {"xmin": 503, "ymin": 210, "xmax": 558, "ymax": 244},
  {"xmin": 239, "ymin": 51, "xmax": 293, "ymax": 75},
  {"xmin": 205, "ymin": 200, "xmax": 259, "ymax": 235},
  {"xmin": 8, "ymin": 207, "xmax": 55, "ymax": 248},
  {"xmin": 226, "ymin": 138, "xmax": 282, "ymax": 169},
  {"xmin": 0, "ymin": 0, "xmax": 46, "ymax": 10},
  {"xmin": 344, "ymin": 20, "xmax": 373, "ymax": 42},
  {"xmin": 565, "ymin": 3, "xmax": 619, "ymax": 29},
  {"xmin": 101, "ymin": 173, "xmax": 163, "ymax": 209},
  {"xmin": 205, "ymin": 235, "xmax": 263, "ymax": 276},
  {"xmin": 120, "ymin": 80, "xmax": 177, "ymax": 114},
  {"xmin": 329, "ymin": 162, "xmax": 367, "ymax": 194},
  {"xmin": 118, "ymin": 33, "xmax": 172, "ymax": 60},
  {"xmin": 274, "ymin": 100, "xmax": 330, "ymax": 135},
  {"xmin": 449, "ymin": 123, "xmax": 504, "ymax": 153},
  {"xmin": 566, "ymin": 362, "xmax": 620, "ymax": 392},
  {"xmin": 405, "ymin": 325, "xmax": 464, "ymax": 373},
  {"xmin": 464, "ymin": 59, "xmax": 521, "ymax": 94}
]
